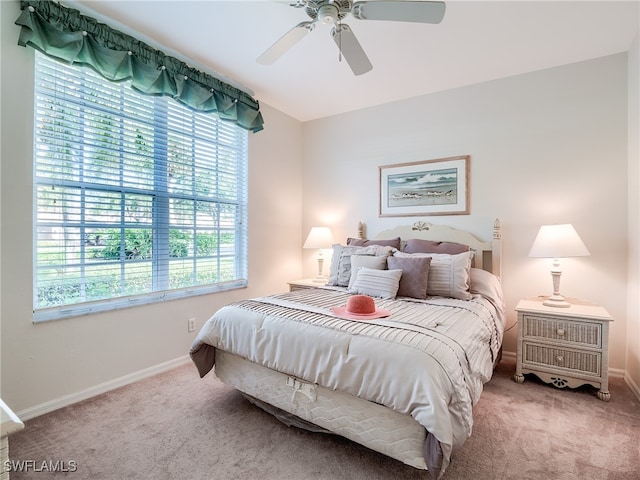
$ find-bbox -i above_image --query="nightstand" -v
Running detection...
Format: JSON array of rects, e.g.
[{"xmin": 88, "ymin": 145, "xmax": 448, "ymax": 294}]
[
  {"xmin": 514, "ymin": 298, "xmax": 613, "ymax": 401},
  {"xmin": 1, "ymin": 399, "xmax": 24, "ymax": 480},
  {"xmin": 287, "ymin": 278, "xmax": 326, "ymax": 292}
]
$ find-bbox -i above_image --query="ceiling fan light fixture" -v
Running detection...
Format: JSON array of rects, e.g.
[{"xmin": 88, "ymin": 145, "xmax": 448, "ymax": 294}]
[{"xmin": 318, "ymin": 4, "xmax": 339, "ymax": 24}]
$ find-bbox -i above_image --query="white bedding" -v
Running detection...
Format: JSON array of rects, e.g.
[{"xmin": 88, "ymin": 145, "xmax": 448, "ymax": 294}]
[
  {"xmin": 191, "ymin": 272, "xmax": 504, "ymax": 479},
  {"xmin": 215, "ymin": 350, "xmax": 429, "ymax": 469}
]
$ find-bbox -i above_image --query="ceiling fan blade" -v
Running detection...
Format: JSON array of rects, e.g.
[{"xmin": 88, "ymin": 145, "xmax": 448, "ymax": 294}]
[
  {"xmin": 331, "ymin": 24, "xmax": 373, "ymax": 76},
  {"xmin": 352, "ymin": 1, "xmax": 446, "ymax": 24},
  {"xmin": 257, "ymin": 21, "xmax": 315, "ymax": 65}
]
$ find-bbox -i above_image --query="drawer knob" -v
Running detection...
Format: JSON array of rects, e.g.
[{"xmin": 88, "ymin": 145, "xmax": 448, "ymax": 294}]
[
  {"xmin": 556, "ymin": 355, "xmax": 564, "ymax": 363},
  {"xmin": 556, "ymin": 328, "xmax": 565, "ymax": 336}
]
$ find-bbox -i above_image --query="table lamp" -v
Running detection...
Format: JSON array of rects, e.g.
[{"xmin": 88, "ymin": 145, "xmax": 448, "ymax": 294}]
[
  {"xmin": 303, "ymin": 227, "xmax": 334, "ymax": 282},
  {"xmin": 528, "ymin": 224, "xmax": 590, "ymax": 307}
]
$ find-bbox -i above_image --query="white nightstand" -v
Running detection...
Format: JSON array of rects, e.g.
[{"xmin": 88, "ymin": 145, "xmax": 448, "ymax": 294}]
[
  {"xmin": 1, "ymin": 399, "xmax": 24, "ymax": 480},
  {"xmin": 514, "ymin": 298, "xmax": 613, "ymax": 401},
  {"xmin": 287, "ymin": 278, "xmax": 326, "ymax": 292}
]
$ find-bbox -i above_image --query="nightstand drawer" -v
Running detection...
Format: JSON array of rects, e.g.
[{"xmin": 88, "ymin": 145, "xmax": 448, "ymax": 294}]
[
  {"xmin": 523, "ymin": 342, "xmax": 602, "ymax": 377},
  {"xmin": 522, "ymin": 314, "xmax": 601, "ymax": 348}
]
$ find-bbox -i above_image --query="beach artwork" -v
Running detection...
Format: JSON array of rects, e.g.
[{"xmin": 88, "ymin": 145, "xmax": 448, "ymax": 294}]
[
  {"xmin": 387, "ymin": 167, "xmax": 458, "ymax": 207},
  {"xmin": 379, "ymin": 156, "xmax": 469, "ymax": 217}
]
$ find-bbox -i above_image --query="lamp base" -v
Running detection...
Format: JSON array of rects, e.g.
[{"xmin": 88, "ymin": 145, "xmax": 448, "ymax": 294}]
[
  {"xmin": 543, "ymin": 268, "xmax": 571, "ymax": 307},
  {"xmin": 543, "ymin": 295, "xmax": 571, "ymax": 308}
]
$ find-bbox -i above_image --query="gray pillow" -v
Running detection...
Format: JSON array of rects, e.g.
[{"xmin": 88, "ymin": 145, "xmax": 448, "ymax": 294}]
[
  {"xmin": 347, "ymin": 237, "xmax": 402, "ymax": 250},
  {"xmin": 387, "ymin": 255, "xmax": 431, "ymax": 299},
  {"xmin": 326, "ymin": 244, "xmax": 361, "ymax": 286},
  {"xmin": 403, "ymin": 239, "xmax": 469, "ymax": 254}
]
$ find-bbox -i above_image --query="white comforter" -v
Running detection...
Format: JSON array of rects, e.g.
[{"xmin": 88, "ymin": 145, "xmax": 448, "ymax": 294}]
[{"xmin": 191, "ymin": 279, "xmax": 504, "ymax": 478}]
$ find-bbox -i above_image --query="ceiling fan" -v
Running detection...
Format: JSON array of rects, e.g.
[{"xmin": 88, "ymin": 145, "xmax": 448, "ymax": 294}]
[{"xmin": 257, "ymin": 1, "xmax": 446, "ymax": 76}]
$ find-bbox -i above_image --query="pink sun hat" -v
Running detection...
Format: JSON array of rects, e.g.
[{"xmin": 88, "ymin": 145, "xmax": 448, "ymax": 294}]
[{"xmin": 331, "ymin": 295, "xmax": 391, "ymax": 320}]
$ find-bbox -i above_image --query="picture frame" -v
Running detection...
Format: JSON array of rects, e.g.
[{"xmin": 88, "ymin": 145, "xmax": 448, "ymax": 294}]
[{"xmin": 379, "ymin": 155, "xmax": 470, "ymax": 217}]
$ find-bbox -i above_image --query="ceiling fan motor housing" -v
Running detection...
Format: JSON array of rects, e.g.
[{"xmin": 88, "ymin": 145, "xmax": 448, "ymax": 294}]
[
  {"xmin": 317, "ymin": 4, "xmax": 339, "ymax": 24},
  {"xmin": 306, "ymin": 1, "xmax": 352, "ymax": 24}
]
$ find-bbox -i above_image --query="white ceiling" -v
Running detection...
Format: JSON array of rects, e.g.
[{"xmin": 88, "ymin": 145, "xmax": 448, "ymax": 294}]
[{"xmin": 73, "ymin": 0, "xmax": 639, "ymax": 122}]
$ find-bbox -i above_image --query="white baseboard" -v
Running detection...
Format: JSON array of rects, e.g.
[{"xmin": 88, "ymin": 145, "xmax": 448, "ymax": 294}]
[
  {"xmin": 16, "ymin": 355, "xmax": 192, "ymax": 421},
  {"xmin": 609, "ymin": 367, "xmax": 626, "ymax": 379},
  {"xmin": 16, "ymin": 351, "xmax": 640, "ymax": 421},
  {"xmin": 624, "ymin": 372, "xmax": 640, "ymax": 402},
  {"xmin": 501, "ymin": 350, "xmax": 516, "ymax": 361}
]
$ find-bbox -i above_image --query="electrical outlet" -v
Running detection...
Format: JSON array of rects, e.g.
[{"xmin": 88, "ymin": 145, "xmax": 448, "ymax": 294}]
[{"xmin": 187, "ymin": 318, "xmax": 196, "ymax": 333}]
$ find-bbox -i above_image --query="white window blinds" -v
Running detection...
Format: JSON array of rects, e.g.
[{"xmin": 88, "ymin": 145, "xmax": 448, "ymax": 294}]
[{"xmin": 33, "ymin": 52, "xmax": 248, "ymax": 322}]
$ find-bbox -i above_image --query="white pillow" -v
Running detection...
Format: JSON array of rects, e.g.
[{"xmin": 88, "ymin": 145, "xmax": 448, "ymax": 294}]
[
  {"xmin": 348, "ymin": 267, "xmax": 403, "ymax": 299},
  {"xmin": 394, "ymin": 250, "xmax": 474, "ymax": 300},
  {"xmin": 470, "ymin": 268, "xmax": 504, "ymax": 319},
  {"xmin": 348, "ymin": 255, "xmax": 388, "ymax": 289}
]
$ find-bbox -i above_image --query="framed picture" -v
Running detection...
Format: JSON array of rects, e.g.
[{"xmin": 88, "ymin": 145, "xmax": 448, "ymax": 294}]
[{"xmin": 379, "ymin": 155, "xmax": 470, "ymax": 217}]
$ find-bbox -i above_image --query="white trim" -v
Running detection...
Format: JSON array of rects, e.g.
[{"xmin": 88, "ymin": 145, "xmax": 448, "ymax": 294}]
[
  {"xmin": 15, "ymin": 352, "xmax": 639, "ymax": 422},
  {"xmin": 501, "ymin": 350, "xmax": 516, "ymax": 361},
  {"xmin": 16, "ymin": 355, "xmax": 191, "ymax": 421},
  {"xmin": 609, "ymin": 367, "xmax": 626, "ymax": 379},
  {"xmin": 624, "ymin": 372, "xmax": 640, "ymax": 402}
]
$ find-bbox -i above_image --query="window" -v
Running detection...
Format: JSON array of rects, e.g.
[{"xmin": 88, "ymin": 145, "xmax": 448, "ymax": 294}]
[{"xmin": 33, "ymin": 52, "xmax": 248, "ymax": 322}]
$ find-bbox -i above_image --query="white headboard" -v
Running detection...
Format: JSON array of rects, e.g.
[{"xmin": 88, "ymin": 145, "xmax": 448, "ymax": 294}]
[{"xmin": 358, "ymin": 219, "xmax": 502, "ymax": 280}]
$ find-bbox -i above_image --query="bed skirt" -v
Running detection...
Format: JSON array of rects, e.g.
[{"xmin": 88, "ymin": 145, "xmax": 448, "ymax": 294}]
[{"xmin": 214, "ymin": 350, "xmax": 431, "ymax": 471}]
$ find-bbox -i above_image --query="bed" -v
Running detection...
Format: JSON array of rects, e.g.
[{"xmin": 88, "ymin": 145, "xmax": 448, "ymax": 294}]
[{"xmin": 190, "ymin": 219, "xmax": 504, "ymax": 479}]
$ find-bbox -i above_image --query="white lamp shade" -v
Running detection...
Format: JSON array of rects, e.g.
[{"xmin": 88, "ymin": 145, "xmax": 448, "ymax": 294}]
[
  {"xmin": 528, "ymin": 224, "xmax": 590, "ymax": 258},
  {"xmin": 303, "ymin": 227, "xmax": 334, "ymax": 249}
]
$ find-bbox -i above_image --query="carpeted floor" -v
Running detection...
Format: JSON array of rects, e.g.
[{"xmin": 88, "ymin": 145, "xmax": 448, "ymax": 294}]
[{"xmin": 7, "ymin": 357, "xmax": 640, "ymax": 480}]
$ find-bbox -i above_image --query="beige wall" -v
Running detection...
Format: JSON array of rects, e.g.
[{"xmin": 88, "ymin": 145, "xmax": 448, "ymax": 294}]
[
  {"xmin": 627, "ymin": 33, "xmax": 640, "ymax": 396},
  {"xmin": 301, "ymin": 54, "xmax": 630, "ymax": 373},
  {"xmin": 0, "ymin": 1, "xmax": 303, "ymax": 416},
  {"xmin": 2, "ymin": 0, "xmax": 638, "ymax": 417}
]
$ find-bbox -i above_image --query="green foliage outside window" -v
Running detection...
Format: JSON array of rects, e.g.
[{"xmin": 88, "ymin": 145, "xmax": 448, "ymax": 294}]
[{"xmin": 33, "ymin": 52, "xmax": 247, "ymax": 320}]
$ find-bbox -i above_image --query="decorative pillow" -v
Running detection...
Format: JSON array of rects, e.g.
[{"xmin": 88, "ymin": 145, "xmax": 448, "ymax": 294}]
[
  {"xmin": 353, "ymin": 245, "xmax": 396, "ymax": 256},
  {"xmin": 348, "ymin": 255, "xmax": 388, "ymax": 290},
  {"xmin": 347, "ymin": 237, "xmax": 402, "ymax": 250},
  {"xmin": 394, "ymin": 250, "xmax": 474, "ymax": 300},
  {"xmin": 326, "ymin": 244, "xmax": 361, "ymax": 286},
  {"xmin": 427, "ymin": 251, "xmax": 474, "ymax": 300},
  {"xmin": 348, "ymin": 267, "xmax": 403, "ymax": 299},
  {"xmin": 403, "ymin": 238, "xmax": 470, "ymax": 255},
  {"xmin": 327, "ymin": 245, "xmax": 394, "ymax": 287},
  {"xmin": 387, "ymin": 255, "xmax": 432, "ymax": 300}
]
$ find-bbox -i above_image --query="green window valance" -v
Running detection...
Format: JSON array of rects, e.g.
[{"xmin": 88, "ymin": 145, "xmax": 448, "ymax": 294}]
[{"xmin": 15, "ymin": 0, "xmax": 264, "ymax": 133}]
